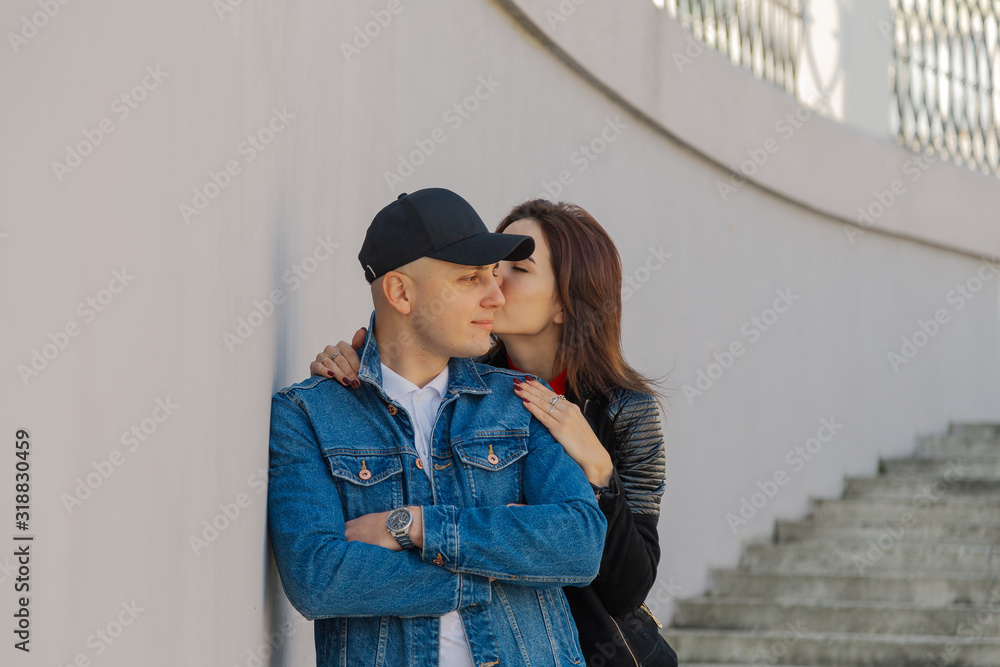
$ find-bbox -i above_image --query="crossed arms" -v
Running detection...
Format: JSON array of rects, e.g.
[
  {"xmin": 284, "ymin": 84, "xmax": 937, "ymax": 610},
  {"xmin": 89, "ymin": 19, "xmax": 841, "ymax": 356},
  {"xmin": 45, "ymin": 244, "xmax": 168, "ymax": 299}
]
[{"xmin": 267, "ymin": 391, "xmax": 606, "ymax": 620}]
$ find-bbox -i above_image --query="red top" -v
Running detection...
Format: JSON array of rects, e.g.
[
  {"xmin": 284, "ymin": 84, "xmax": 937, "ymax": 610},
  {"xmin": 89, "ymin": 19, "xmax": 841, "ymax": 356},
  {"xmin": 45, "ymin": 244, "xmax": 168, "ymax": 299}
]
[{"xmin": 505, "ymin": 353, "xmax": 568, "ymax": 396}]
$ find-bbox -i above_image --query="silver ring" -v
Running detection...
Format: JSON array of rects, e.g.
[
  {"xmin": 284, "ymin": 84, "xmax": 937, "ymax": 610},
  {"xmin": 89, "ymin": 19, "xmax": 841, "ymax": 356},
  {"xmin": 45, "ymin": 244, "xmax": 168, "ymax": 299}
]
[
  {"xmin": 548, "ymin": 405, "xmax": 557, "ymax": 415},
  {"xmin": 330, "ymin": 352, "xmax": 342, "ymax": 360},
  {"xmin": 549, "ymin": 395, "xmax": 564, "ymax": 407}
]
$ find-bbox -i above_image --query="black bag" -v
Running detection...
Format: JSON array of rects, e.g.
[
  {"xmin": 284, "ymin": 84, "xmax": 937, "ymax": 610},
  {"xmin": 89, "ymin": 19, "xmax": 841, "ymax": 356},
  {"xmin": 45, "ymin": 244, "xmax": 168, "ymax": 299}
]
[{"xmin": 609, "ymin": 604, "xmax": 678, "ymax": 667}]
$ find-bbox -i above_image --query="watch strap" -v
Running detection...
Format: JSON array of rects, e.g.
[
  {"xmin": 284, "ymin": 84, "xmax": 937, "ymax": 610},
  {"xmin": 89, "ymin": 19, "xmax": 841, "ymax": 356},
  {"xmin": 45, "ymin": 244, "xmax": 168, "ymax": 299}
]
[{"xmin": 392, "ymin": 530, "xmax": 414, "ymax": 550}]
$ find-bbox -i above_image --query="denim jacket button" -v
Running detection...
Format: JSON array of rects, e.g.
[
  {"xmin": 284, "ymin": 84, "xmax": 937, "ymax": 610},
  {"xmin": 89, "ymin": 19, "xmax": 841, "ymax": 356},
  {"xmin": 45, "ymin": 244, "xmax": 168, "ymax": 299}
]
[
  {"xmin": 415, "ymin": 459, "xmax": 424, "ymax": 470},
  {"xmin": 358, "ymin": 469, "xmax": 371, "ymax": 480},
  {"xmin": 387, "ymin": 404, "xmax": 398, "ymax": 416},
  {"xmin": 433, "ymin": 553, "xmax": 445, "ymax": 566},
  {"xmin": 487, "ymin": 454, "xmax": 500, "ymax": 465}
]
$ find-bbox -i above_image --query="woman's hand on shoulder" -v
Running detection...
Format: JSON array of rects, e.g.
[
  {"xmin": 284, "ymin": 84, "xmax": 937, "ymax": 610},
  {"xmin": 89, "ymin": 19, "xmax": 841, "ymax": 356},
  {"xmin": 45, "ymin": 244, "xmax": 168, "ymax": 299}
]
[
  {"xmin": 309, "ymin": 327, "xmax": 366, "ymax": 388},
  {"xmin": 514, "ymin": 378, "xmax": 613, "ymax": 487}
]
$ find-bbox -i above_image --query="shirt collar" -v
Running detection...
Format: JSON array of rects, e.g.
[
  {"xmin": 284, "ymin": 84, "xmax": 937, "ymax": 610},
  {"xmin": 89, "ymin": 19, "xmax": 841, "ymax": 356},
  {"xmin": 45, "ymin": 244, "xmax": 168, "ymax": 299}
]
[{"xmin": 380, "ymin": 362, "xmax": 450, "ymax": 403}]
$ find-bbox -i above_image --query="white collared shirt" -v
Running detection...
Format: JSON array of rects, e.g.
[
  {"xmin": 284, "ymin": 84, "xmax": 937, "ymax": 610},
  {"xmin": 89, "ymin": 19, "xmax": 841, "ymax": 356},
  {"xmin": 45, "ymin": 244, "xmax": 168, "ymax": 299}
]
[{"xmin": 380, "ymin": 362, "xmax": 473, "ymax": 667}]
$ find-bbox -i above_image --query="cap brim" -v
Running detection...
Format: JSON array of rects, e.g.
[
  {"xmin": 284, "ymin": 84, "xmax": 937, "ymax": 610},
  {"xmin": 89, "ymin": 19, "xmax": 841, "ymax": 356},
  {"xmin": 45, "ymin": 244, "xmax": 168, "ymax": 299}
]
[{"xmin": 427, "ymin": 232, "xmax": 534, "ymax": 267}]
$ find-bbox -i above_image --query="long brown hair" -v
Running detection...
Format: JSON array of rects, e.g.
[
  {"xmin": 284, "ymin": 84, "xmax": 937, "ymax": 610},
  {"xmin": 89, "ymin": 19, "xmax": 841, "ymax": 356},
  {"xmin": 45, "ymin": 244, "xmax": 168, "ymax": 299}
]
[{"xmin": 495, "ymin": 199, "xmax": 659, "ymax": 401}]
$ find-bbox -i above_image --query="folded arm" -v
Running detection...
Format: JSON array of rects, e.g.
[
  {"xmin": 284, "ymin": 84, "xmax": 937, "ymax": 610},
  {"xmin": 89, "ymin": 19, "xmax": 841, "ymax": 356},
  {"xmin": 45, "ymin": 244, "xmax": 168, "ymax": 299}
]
[
  {"xmin": 267, "ymin": 392, "xmax": 491, "ymax": 620},
  {"xmin": 419, "ymin": 417, "xmax": 607, "ymax": 587}
]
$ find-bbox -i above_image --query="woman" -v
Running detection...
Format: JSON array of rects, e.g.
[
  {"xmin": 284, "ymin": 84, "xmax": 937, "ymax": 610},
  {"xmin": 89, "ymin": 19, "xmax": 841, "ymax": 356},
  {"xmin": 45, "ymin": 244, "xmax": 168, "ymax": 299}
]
[{"xmin": 311, "ymin": 200, "xmax": 675, "ymax": 666}]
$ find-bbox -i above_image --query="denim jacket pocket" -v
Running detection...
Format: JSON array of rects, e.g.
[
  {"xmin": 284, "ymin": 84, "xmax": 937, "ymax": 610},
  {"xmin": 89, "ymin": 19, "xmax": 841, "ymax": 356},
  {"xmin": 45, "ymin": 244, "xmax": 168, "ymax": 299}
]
[
  {"xmin": 325, "ymin": 451, "xmax": 404, "ymax": 519},
  {"xmin": 451, "ymin": 431, "xmax": 528, "ymax": 506}
]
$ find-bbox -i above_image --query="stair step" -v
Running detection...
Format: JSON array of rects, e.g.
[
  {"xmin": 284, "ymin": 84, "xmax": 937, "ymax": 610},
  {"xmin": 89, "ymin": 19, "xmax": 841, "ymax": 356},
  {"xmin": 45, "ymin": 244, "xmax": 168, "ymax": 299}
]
[
  {"xmin": 708, "ymin": 570, "xmax": 1000, "ymax": 605},
  {"xmin": 667, "ymin": 426, "xmax": 1000, "ymax": 665},
  {"xmin": 739, "ymin": 541, "xmax": 1000, "ymax": 574},
  {"xmin": 843, "ymin": 475, "xmax": 1000, "ymax": 499},
  {"xmin": 811, "ymin": 496, "xmax": 1000, "ymax": 523},
  {"xmin": 949, "ymin": 423, "xmax": 1000, "ymax": 439},
  {"xmin": 917, "ymin": 434, "xmax": 1000, "ymax": 458},
  {"xmin": 776, "ymin": 518, "xmax": 1000, "ymax": 544},
  {"xmin": 881, "ymin": 456, "xmax": 1000, "ymax": 479},
  {"xmin": 673, "ymin": 598, "xmax": 1000, "ymax": 636},
  {"xmin": 663, "ymin": 628, "xmax": 1000, "ymax": 666}
]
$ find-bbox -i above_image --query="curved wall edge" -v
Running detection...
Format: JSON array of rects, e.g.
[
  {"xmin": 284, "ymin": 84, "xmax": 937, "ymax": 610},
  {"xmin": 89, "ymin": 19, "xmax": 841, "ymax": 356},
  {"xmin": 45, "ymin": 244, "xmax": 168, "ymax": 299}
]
[{"xmin": 496, "ymin": 0, "xmax": 1000, "ymax": 261}]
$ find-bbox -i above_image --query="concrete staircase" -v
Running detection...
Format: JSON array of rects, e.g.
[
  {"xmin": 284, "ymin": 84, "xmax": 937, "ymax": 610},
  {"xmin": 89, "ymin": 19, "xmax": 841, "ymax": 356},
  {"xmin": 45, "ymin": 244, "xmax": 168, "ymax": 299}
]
[{"xmin": 664, "ymin": 423, "xmax": 1000, "ymax": 666}]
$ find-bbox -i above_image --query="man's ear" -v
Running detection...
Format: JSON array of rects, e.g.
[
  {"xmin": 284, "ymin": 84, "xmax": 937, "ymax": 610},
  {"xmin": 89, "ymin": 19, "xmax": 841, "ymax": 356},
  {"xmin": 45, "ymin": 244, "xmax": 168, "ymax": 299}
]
[{"xmin": 381, "ymin": 271, "xmax": 413, "ymax": 315}]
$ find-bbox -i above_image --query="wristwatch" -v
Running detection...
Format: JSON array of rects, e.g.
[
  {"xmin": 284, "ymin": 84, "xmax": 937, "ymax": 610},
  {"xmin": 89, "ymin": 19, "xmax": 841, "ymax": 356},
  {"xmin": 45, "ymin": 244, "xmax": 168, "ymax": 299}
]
[{"xmin": 386, "ymin": 507, "xmax": 415, "ymax": 549}]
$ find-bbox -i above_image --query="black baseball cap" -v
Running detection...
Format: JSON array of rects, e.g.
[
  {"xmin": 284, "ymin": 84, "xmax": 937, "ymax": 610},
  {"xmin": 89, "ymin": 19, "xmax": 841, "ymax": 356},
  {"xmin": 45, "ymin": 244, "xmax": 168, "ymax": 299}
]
[{"xmin": 358, "ymin": 188, "xmax": 535, "ymax": 283}]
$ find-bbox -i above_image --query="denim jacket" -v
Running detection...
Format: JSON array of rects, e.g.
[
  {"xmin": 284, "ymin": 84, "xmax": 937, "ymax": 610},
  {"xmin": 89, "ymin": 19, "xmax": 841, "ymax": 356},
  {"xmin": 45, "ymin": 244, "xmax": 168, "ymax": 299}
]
[{"xmin": 267, "ymin": 314, "xmax": 607, "ymax": 666}]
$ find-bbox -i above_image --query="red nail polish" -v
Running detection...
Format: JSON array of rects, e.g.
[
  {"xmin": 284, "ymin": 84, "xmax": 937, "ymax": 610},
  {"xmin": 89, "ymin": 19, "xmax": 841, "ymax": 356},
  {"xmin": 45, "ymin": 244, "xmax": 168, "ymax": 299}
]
[
  {"xmin": 522, "ymin": 400, "xmax": 530, "ymax": 406},
  {"xmin": 513, "ymin": 377, "xmax": 523, "ymax": 384},
  {"xmin": 514, "ymin": 385, "xmax": 523, "ymax": 392},
  {"xmin": 328, "ymin": 371, "xmax": 335, "ymax": 377},
  {"xmin": 340, "ymin": 378, "xmax": 349, "ymax": 386},
  {"xmin": 351, "ymin": 379, "xmax": 360, "ymax": 389}
]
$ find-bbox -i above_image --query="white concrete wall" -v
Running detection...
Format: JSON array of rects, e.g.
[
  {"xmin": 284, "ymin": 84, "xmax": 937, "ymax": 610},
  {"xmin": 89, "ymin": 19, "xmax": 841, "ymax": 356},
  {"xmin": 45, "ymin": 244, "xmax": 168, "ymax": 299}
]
[
  {"xmin": 2, "ymin": 0, "xmax": 998, "ymax": 664},
  {"xmin": 797, "ymin": 0, "xmax": 894, "ymax": 138}
]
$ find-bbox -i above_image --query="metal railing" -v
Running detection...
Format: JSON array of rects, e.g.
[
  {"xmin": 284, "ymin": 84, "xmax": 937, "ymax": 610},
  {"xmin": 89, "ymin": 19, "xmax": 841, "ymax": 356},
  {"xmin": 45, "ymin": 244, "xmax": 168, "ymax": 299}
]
[
  {"xmin": 658, "ymin": 0, "xmax": 805, "ymax": 97},
  {"xmin": 890, "ymin": 0, "xmax": 1000, "ymax": 176}
]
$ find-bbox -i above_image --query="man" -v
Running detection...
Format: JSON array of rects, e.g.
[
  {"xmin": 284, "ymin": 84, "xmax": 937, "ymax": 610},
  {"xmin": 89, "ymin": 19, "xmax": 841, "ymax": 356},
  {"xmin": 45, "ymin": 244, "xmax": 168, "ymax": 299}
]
[{"xmin": 267, "ymin": 188, "xmax": 607, "ymax": 666}]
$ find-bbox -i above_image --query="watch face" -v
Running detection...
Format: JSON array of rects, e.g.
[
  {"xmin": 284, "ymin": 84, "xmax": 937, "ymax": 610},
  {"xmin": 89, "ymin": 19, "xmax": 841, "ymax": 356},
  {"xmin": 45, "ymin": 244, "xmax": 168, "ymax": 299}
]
[{"xmin": 386, "ymin": 508, "xmax": 411, "ymax": 531}]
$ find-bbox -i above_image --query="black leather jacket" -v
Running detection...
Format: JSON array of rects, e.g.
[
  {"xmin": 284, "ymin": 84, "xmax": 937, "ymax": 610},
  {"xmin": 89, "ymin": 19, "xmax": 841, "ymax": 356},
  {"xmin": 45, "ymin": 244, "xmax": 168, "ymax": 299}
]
[{"xmin": 484, "ymin": 348, "xmax": 667, "ymax": 665}]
